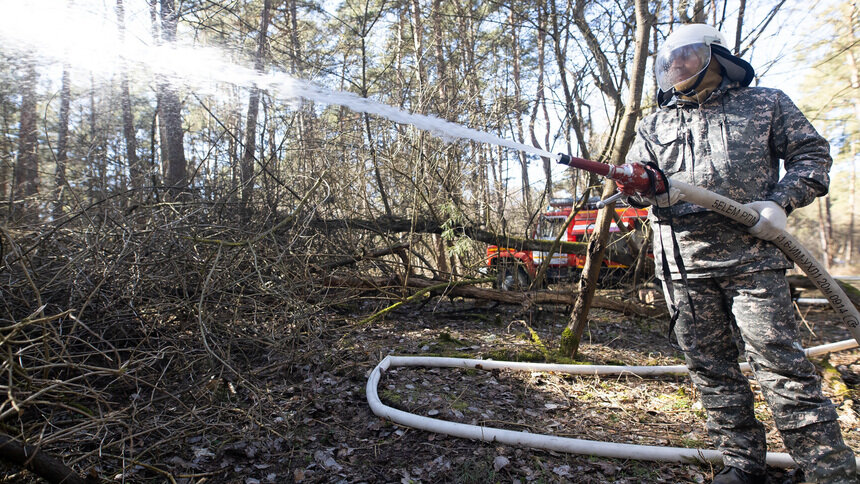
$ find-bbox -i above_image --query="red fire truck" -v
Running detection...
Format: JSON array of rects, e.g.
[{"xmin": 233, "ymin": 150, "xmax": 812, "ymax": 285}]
[{"xmin": 486, "ymin": 197, "xmax": 651, "ymax": 290}]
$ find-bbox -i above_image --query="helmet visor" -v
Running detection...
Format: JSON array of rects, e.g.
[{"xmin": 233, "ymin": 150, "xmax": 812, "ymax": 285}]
[{"xmin": 655, "ymin": 42, "xmax": 711, "ymax": 91}]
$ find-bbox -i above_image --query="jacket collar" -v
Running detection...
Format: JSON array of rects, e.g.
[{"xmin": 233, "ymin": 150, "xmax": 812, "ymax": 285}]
[{"xmin": 658, "ymin": 77, "xmax": 738, "ymax": 109}]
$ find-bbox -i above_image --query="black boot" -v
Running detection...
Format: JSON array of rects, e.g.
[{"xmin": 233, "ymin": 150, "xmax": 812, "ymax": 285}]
[{"xmin": 712, "ymin": 466, "xmax": 768, "ymax": 484}]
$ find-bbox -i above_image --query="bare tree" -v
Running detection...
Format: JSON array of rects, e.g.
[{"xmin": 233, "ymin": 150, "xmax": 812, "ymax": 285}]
[{"xmin": 562, "ymin": 0, "xmax": 653, "ymax": 358}]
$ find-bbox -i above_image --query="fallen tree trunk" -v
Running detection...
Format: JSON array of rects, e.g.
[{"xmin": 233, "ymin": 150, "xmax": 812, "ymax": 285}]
[
  {"xmin": 0, "ymin": 434, "xmax": 88, "ymax": 484},
  {"xmin": 324, "ymin": 275, "xmax": 665, "ymax": 319},
  {"xmin": 308, "ymin": 217, "xmax": 595, "ymax": 258}
]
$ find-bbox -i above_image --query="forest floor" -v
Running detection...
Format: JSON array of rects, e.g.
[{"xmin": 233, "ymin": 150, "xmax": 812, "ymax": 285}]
[
  {"xmin": 4, "ymin": 286, "xmax": 858, "ymax": 484},
  {"xmin": 223, "ymin": 288, "xmax": 858, "ymax": 484}
]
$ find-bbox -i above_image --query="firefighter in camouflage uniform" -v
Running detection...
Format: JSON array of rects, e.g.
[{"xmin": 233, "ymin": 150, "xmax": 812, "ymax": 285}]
[{"xmin": 625, "ymin": 24, "xmax": 858, "ymax": 484}]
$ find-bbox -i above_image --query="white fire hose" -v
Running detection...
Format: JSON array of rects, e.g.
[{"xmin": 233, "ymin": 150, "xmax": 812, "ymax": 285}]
[{"xmin": 366, "ymin": 180, "xmax": 860, "ymax": 470}]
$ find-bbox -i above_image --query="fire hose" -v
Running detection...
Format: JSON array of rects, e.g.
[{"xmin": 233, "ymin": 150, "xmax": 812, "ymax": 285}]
[
  {"xmin": 366, "ymin": 155, "xmax": 860, "ymax": 470},
  {"xmin": 555, "ymin": 153, "xmax": 860, "ymax": 339}
]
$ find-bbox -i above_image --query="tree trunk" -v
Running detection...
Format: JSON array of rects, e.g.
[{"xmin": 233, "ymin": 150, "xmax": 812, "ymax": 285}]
[
  {"xmin": 0, "ymin": 93, "xmax": 10, "ymax": 206},
  {"xmin": 287, "ymin": 0, "xmax": 300, "ymax": 74},
  {"xmin": 240, "ymin": 0, "xmax": 271, "ymax": 217},
  {"xmin": 89, "ymin": 75, "xmax": 106, "ymax": 202},
  {"xmin": 562, "ymin": 0, "xmax": 652, "ymax": 358},
  {"xmin": 529, "ymin": 3, "xmax": 551, "ymax": 198},
  {"xmin": 510, "ymin": 1, "xmax": 531, "ymax": 216},
  {"xmin": 159, "ymin": 0, "xmax": 187, "ymax": 194},
  {"xmin": 550, "ymin": 0, "xmax": 591, "ymax": 160},
  {"xmin": 117, "ymin": 0, "xmax": 141, "ymax": 199},
  {"xmin": 734, "ymin": 0, "xmax": 746, "ymax": 55},
  {"xmin": 817, "ymin": 196, "xmax": 833, "ymax": 269},
  {"xmin": 847, "ymin": 141, "xmax": 856, "ymax": 264},
  {"xmin": 13, "ymin": 60, "xmax": 39, "ymax": 221},
  {"xmin": 846, "ymin": 48, "xmax": 859, "ymax": 264},
  {"xmin": 409, "ymin": 0, "xmax": 428, "ymax": 213},
  {"xmin": 432, "ymin": 0, "xmax": 447, "ymax": 110},
  {"xmin": 692, "ymin": 0, "xmax": 706, "ymax": 23},
  {"xmin": 678, "ymin": 0, "xmax": 706, "ymax": 23},
  {"xmin": 54, "ymin": 65, "xmax": 71, "ymax": 219}
]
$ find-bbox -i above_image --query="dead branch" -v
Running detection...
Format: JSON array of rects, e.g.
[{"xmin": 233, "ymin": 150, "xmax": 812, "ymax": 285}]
[
  {"xmin": 324, "ymin": 275, "xmax": 666, "ymax": 318},
  {"xmin": 317, "ymin": 241, "xmax": 410, "ymax": 271},
  {"xmin": 0, "ymin": 433, "xmax": 88, "ymax": 484},
  {"xmin": 357, "ymin": 277, "xmax": 495, "ymax": 324},
  {"xmin": 308, "ymin": 217, "xmax": 595, "ymax": 258}
]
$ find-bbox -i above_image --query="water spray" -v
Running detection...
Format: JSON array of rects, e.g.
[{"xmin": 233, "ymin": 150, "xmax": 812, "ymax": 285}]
[{"xmin": 1, "ymin": 0, "xmax": 855, "ymax": 468}]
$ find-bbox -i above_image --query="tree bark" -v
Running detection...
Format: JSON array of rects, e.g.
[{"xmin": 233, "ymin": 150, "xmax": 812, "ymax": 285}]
[
  {"xmin": 562, "ymin": 0, "xmax": 653, "ymax": 358},
  {"xmin": 287, "ymin": 0, "xmax": 300, "ymax": 74},
  {"xmin": 0, "ymin": 88, "xmax": 12, "ymax": 205}
]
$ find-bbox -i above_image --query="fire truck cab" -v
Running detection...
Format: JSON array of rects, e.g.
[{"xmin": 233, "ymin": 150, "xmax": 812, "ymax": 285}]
[{"xmin": 486, "ymin": 196, "xmax": 650, "ymax": 290}]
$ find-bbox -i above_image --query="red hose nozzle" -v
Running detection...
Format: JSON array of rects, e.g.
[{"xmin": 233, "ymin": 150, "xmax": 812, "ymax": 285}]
[
  {"xmin": 610, "ymin": 163, "xmax": 667, "ymax": 197},
  {"xmin": 555, "ymin": 154, "xmax": 666, "ymax": 197}
]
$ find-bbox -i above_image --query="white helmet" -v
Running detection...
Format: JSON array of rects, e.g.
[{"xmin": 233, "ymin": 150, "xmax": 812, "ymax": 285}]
[
  {"xmin": 655, "ymin": 24, "xmax": 725, "ymax": 91},
  {"xmin": 655, "ymin": 24, "xmax": 755, "ymax": 103}
]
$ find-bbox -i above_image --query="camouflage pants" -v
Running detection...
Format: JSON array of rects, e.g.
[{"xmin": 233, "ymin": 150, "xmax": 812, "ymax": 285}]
[{"xmin": 665, "ymin": 270, "xmax": 857, "ymax": 482}]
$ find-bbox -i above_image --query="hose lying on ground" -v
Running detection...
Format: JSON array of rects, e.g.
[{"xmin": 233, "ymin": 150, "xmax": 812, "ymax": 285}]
[
  {"xmin": 367, "ymin": 180, "xmax": 860, "ymax": 469},
  {"xmin": 367, "ymin": 339, "xmax": 859, "ymax": 470}
]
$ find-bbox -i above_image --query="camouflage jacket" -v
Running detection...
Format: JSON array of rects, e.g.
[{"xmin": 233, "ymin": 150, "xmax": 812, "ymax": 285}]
[{"xmin": 627, "ymin": 84, "xmax": 831, "ymax": 280}]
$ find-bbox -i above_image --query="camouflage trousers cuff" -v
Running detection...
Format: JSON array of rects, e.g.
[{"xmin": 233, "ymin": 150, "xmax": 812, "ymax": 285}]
[{"xmin": 781, "ymin": 420, "xmax": 857, "ymax": 483}]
